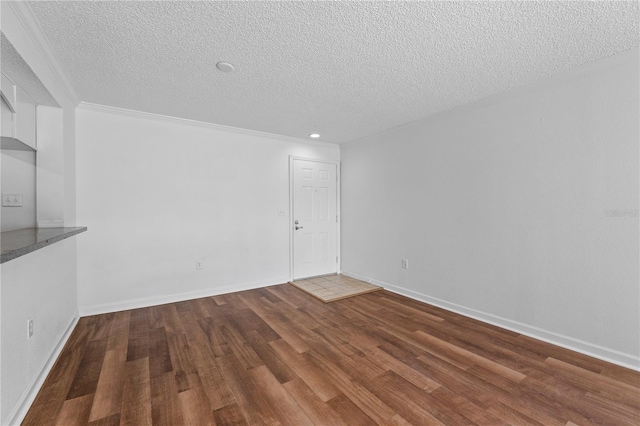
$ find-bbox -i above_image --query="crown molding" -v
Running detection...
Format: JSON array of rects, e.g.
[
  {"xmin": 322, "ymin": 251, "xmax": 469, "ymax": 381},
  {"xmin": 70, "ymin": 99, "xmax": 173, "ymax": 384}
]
[
  {"xmin": 4, "ymin": 1, "xmax": 80, "ymax": 107},
  {"xmin": 77, "ymin": 102, "xmax": 341, "ymax": 148}
]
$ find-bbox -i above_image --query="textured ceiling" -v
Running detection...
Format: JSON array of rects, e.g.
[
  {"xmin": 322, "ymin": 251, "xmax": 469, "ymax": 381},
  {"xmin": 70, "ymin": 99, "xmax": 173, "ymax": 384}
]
[
  {"xmin": 27, "ymin": 1, "xmax": 640, "ymax": 144},
  {"xmin": 1, "ymin": 32, "xmax": 59, "ymax": 107}
]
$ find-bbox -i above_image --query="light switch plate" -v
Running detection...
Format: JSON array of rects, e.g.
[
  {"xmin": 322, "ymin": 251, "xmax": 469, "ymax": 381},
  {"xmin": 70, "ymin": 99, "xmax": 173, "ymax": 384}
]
[{"xmin": 2, "ymin": 193, "xmax": 23, "ymax": 207}]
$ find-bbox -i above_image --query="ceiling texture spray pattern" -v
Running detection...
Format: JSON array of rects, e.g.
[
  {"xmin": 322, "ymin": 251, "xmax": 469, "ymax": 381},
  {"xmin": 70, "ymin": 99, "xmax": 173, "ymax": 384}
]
[
  {"xmin": 1, "ymin": 33, "xmax": 59, "ymax": 107},
  {"xmin": 26, "ymin": 1, "xmax": 640, "ymax": 143}
]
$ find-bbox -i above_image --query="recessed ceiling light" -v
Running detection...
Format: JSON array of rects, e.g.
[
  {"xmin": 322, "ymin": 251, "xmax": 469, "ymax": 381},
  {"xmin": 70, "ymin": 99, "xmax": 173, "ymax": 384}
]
[
  {"xmin": 216, "ymin": 62, "xmax": 235, "ymax": 72},
  {"xmin": 309, "ymin": 133, "xmax": 320, "ymax": 138}
]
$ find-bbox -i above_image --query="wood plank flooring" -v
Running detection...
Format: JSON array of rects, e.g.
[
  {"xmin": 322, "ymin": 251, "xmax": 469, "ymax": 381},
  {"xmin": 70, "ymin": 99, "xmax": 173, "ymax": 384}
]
[{"xmin": 23, "ymin": 284, "xmax": 640, "ymax": 425}]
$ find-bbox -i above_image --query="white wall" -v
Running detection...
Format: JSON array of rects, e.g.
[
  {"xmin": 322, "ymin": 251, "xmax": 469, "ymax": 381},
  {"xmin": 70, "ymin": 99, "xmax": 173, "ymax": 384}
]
[
  {"xmin": 0, "ymin": 150, "xmax": 36, "ymax": 232},
  {"xmin": 0, "ymin": 238, "xmax": 79, "ymax": 425},
  {"xmin": 36, "ymin": 105, "xmax": 65, "ymax": 228},
  {"xmin": 63, "ymin": 107, "xmax": 77, "ymax": 226},
  {"xmin": 76, "ymin": 105, "xmax": 340, "ymax": 314},
  {"xmin": 341, "ymin": 48, "xmax": 639, "ymax": 369},
  {"xmin": 1, "ymin": 3, "xmax": 80, "ymax": 424}
]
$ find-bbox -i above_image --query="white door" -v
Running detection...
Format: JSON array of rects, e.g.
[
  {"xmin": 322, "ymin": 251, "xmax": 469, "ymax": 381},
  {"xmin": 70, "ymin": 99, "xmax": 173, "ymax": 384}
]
[{"xmin": 292, "ymin": 159, "xmax": 338, "ymax": 279}]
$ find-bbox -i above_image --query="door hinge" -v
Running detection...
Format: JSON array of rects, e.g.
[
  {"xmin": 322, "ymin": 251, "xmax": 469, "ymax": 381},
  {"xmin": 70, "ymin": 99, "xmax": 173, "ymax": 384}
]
[
  {"xmin": 336, "ymin": 215, "xmax": 338, "ymax": 222},
  {"xmin": 336, "ymin": 256, "xmax": 339, "ymax": 264}
]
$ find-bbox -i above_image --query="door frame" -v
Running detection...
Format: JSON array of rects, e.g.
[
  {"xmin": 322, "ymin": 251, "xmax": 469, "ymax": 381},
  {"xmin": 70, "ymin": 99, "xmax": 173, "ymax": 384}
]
[{"xmin": 289, "ymin": 156, "xmax": 341, "ymax": 281}]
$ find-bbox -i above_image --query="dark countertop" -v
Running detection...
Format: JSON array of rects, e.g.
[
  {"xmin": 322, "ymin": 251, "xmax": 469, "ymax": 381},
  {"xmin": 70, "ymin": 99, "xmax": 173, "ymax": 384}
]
[{"xmin": 1, "ymin": 227, "xmax": 87, "ymax": 263}]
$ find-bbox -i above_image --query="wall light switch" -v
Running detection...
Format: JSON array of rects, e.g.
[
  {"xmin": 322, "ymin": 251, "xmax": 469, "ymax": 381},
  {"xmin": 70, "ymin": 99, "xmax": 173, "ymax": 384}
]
[{"xmin": 2, "ymin": 193, "xmax": 23, "ymax": 207}]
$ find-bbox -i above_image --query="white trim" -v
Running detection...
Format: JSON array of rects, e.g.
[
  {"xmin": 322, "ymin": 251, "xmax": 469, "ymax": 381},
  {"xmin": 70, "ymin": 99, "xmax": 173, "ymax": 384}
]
[
  {"xmin": 289, "ymin": 156, "xmax": 341, "ymax": 281},
  {"xmin": 5, "ymin": 2, "xmax": 80, "ymax": 107},
  {"xmin": 337, "ymin": 161, "xmax": 341, "ymax": 275},
  {"xmin": 79, "ymin": 279, "xmax": 287, "ymax": 317},
  {"xmin": 5, "ymin": 312, "xmax": 80, "ymax": 426},
  {"xmin": 341, "ymin": 271, "xmax": 640, "ymax": 372},
  {"xmin": 289, "ymin": 157, "xmax": 295, "ymax": 281},
  {"xmin": 77, "ymin": 102, "xmax": 340, "ymax": 148}
]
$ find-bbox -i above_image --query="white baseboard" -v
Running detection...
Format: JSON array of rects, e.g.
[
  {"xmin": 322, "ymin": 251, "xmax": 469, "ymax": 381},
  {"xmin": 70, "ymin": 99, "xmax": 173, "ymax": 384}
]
[
  {"xmin": 79, "ymin": 278, "xmax": 288, "ymax": 316},
  {"xmin": 5, "ymin": 312, "xmax": 80, "ymax": 426},
  {"xmin": 341, "ymin": 271, "xmax": 640, "ymax": 372},
  {"xmin": 5, "ymin": 280, "xmax": 282, "ymax": 424}
]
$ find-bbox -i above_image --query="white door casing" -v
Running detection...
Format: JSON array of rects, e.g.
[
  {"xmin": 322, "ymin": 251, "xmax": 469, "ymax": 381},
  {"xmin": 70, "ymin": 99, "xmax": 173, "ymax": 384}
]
[{"xmin": 291, "ymin": 158, "xmax": 338, "ymax": 279}]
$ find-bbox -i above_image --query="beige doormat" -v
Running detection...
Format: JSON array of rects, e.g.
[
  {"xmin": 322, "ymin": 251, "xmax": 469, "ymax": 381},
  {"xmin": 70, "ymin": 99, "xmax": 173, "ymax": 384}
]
[{"xmin": 290, "ymin": 274, "xmax": 382, "ymax": 303}]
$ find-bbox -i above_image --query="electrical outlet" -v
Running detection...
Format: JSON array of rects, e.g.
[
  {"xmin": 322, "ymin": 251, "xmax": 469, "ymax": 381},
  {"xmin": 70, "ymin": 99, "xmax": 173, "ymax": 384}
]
[
  {"xmin": 196, "ymin": 260, "xmax": 203, "ymax": 270},
  {"xmin": 27, "ymin": 318, "xmax": 33, "ymax": 339},
  {"xmin": 2, "ymin": 193, "xmax": 23, "ymax": 207},
  {"xmin": 278, "ymin": 208, "xmax": 286, "ymax": 217},
  {"xmin": 402, "ymin": 259, "xmax": 409, "ymax": 269}
]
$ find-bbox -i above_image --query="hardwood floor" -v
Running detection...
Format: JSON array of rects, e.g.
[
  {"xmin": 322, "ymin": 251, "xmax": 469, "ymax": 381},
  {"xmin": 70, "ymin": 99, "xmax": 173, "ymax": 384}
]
[{"xmin": 23, "ymin": 284, "xmax": 640, "ymax": 425}]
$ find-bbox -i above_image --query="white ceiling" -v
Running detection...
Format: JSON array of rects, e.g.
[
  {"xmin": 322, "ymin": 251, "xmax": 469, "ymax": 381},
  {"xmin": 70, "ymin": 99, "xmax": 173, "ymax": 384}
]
[
  {"xmin": 26, "ymin": 1, "xmax": 639, "ymax": 144},
  {"xmin": 1, "ymin": 33, "xmax": 59, "ymax": 107}
]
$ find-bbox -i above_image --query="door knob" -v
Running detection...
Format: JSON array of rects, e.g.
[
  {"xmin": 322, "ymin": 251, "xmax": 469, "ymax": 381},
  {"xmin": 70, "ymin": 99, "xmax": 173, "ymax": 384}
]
[{"xmin": 295, "ymin": 225, "xmax": 304, "ymax": 230}]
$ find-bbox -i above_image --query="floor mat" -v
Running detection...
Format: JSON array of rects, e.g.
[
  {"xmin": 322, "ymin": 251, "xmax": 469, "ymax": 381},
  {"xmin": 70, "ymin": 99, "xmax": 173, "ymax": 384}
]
[{"xmin": 290, "ymin": 274, "xmax": 382, "ymax": 303}]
